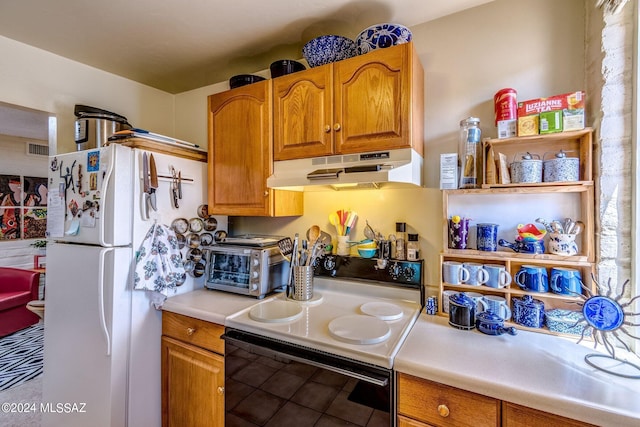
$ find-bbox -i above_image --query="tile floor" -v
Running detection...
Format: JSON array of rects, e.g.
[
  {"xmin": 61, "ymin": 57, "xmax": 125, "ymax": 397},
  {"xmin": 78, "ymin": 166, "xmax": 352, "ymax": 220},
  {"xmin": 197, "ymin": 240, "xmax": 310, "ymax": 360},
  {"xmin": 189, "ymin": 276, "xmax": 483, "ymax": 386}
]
[{"xmin": 226, "ymin": 344, "xmax": 390, "ymax": 427}]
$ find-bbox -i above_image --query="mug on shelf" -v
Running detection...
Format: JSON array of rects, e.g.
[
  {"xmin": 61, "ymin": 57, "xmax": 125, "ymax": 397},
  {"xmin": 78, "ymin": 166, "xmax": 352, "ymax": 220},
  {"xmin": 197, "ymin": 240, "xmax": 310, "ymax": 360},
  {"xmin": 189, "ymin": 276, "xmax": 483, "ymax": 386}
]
[
  {"xmin": 448, "ymin": 217, "xmax": 470, "ymax": 249},
  {"xmin": 442, "ymin": 261, "xmax": 470, "ymax": 285},
  {"xmin": 463, "ymin": 291, "xmax": 489, "ymax": 315},
  {"xmin": 514, "ymin": 265, "xmax": 549, "ymax": 293},
  {"xmin": 482, "ymin": 295, "xmax": 512, "ymax": 321},
  {"xmin": 463, "ymin": 262, "xmax": 489, "ymax": 286},
  {"xmin": 476, "ymin": 223, "xmax": 499, "ymax": 251},
  {"xmin": 550, "ymin": 267, "xmax": 583, "ymax": 295},
  {"xmin": 483, "ymin": 263, "xmax": 512, "ymax": 288},
  {"xmin": 442, "ymin": 290, "xmax": 457, "ymax": 314}
]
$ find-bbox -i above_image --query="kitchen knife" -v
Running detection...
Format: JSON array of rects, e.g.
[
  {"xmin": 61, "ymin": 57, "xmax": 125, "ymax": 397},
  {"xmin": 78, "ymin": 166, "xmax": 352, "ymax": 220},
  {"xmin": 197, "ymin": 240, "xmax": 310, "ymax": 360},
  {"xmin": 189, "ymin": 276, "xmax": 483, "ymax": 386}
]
[
  {"xmin": 177, "ymin": 171, "xmax": 182, "ymax": 199},
  {"xmin": 149, "ymin": 154, "xmax": 158, "ymax": 211},
  {"xmin": 142, "ymin": 152, "xmax": 150, "ymax": 219}
]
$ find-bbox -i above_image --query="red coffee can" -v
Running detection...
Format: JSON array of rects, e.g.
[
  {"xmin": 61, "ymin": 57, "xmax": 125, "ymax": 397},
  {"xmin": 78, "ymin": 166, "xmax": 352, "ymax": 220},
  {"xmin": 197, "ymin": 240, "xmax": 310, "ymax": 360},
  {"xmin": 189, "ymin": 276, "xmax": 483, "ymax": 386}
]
[{"xmin": 494, "ymin": 88, "xmax": 517, "ymax": 126}]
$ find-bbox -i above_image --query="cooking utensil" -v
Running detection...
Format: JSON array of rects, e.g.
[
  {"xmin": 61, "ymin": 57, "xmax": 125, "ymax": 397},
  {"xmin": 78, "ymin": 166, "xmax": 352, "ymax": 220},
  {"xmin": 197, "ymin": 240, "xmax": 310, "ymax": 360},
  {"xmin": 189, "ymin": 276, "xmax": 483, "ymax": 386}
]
[
  {"xmin": 306, "ymin": 225, "xmax": 320, "ymax": 245},
  {"xmin": 142, "ymin": 152, "xmax": 150, "ymax": 219},
  {"xmin": 277, "ymin": 236, "xmax": 294, "ymax": 262},
  {"xmin": 572, "ymin": 221, "xmax": 585, "ymax": 235},
  {"xmin": 364, "ymin": 220, "xmax": 376, "ymax": 240},
  {"xmin": 550, "ymin": 220, "xmax": 564, "ymax": 233},
  {"xmin": 564, "ymin": 218, "xmax": 575, "ymax": 234},
  {"xmin": 535, "ymin": 217, "xmax": 553, "ymax": 233},
  {"xmin": 149, "ymin": 154, "xmax": 158, "ymax": 211}
]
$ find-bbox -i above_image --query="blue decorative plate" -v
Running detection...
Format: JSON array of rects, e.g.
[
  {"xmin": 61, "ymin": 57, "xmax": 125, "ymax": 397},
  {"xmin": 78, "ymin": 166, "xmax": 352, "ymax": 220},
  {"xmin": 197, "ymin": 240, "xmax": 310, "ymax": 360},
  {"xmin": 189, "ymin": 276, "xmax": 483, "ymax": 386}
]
[
  {"xmin": 582, "ymin": 296, "xmax": 624, "ymax": 331},
  {"xmin": 356, "ymin": 23, "xmax": 412, "ymax": 55}
]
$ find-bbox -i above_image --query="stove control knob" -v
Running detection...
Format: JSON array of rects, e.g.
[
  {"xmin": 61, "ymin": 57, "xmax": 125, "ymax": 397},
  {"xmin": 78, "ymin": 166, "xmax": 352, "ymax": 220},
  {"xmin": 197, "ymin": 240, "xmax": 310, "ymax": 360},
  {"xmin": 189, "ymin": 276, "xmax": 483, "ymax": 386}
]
[
  {"xmin": 403, "ymin": 266, "xmax": 415, "ymax": 281},
  {"xmin": 251, "ymin": 283, "xmax": 258, "ymax": 291},
  {"xmin": 323, "ymin": 257, "xmax": 336, "ymax": 271},
  {"xmin": 388, "ymin": 262, "xmax": 400, "ymax": 279},
  {"xmin": 253, "ymin": 258, "xmax": 260, "ymax": 266},
  {"xmin": 252, "ymin": 271, "xmax": 259, "ymax": 279}
]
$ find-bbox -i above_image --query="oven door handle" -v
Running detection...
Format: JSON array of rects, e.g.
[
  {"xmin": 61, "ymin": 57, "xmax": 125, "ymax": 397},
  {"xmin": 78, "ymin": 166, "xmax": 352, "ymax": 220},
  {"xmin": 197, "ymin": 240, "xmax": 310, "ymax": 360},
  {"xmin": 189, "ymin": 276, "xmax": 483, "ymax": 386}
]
[{"xmin": 222, "ymin": 332, "xmax": 389, "ymax": 387}]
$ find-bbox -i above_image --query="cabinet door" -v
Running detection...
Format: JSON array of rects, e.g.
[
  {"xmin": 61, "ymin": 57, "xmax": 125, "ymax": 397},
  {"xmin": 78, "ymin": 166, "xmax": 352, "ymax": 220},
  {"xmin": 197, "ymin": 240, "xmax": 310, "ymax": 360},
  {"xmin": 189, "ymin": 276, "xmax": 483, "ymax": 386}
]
[
  {"xmin": 273, "ymin": 65, "xmax": 334, "ymax": 160},
  {"xmin": 502, "ymin": 402, "xmax": 596, "ymax": 427},
  {"xmin": 333, "ymin": 43, "xmax": 411, "ymax": 154},
  {"xmin": 398, "ymin": 414, "xmax": 436, "ymax": 427},
  {"xmin": 208, "ymin": 81, "xmax": 272, "ymax": 216},
  {"xmin": 162, "ymin": 336, "xmax": 224, "ymax": 427}
]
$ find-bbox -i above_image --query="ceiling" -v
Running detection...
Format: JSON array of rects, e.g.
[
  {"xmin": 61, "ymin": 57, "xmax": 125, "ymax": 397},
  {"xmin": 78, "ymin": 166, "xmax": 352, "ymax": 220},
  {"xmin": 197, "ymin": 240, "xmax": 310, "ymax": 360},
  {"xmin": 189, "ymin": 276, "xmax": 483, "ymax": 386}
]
[{"xmin": 0, "ymin": 0, "xmax": 494, "ymax": 94}]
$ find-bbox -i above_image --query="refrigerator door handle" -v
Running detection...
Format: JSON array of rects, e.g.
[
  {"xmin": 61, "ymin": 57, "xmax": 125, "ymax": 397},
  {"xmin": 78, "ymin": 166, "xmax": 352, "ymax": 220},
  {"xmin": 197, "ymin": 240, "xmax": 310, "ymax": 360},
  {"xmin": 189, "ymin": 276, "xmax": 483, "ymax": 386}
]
[
  {"xmin": 99, "ymin": 152, "xmax": 116, "ymax": 247},
  {"xmin": 98, "ymin": 248, "xmax": 113, "ymax": 356}
]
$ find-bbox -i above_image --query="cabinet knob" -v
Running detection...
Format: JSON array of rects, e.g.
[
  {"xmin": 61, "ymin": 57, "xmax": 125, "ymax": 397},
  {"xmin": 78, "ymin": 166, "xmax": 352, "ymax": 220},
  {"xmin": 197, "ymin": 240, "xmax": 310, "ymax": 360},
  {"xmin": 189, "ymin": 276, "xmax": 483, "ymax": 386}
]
[
  {"xmin": 217, "ymin": 386, "xmax": 225, "ymax": 395},
  {"xmin": 264, "ymin": 191, "xmax": 269, "ymax": 197},
  {"xmin": 186, "ymin": 327, "xmax": 196, "ymax": 336},
  {"xmin": 324, "ymin": 125, "xmax": 331, "ymax": 133},
  {"xmin": 334, "ymin": 123, "xmax": 341, "ymax": 131},
  {"xmin": 437, "ymin": 404, "xmax": 450, "ymax": 418}
]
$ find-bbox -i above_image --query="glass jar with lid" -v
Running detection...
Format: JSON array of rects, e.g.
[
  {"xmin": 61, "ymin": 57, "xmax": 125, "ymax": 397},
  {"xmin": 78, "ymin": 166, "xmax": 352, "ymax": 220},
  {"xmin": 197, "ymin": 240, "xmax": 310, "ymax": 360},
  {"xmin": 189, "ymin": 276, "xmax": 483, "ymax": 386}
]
[{"xmin": 458, "ymin": 117, "xmax": 482, "ymax": 189}]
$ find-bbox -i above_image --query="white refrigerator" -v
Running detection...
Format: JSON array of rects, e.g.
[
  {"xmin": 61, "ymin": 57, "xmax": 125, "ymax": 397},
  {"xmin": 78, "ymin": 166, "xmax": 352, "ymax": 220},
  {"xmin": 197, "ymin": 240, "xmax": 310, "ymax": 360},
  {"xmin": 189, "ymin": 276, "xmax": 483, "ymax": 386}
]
[{"xmin": 42, "ymin": 144, "xmax": 225, "ymax": 427}]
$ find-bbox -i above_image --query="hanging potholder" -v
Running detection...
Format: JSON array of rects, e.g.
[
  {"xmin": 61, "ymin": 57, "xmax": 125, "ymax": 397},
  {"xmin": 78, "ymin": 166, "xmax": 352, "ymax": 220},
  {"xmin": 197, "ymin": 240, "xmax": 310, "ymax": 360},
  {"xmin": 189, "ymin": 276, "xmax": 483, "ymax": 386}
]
[{"xmin": 134, "ymin": 222, "xmax": 185, "ymax": 307}]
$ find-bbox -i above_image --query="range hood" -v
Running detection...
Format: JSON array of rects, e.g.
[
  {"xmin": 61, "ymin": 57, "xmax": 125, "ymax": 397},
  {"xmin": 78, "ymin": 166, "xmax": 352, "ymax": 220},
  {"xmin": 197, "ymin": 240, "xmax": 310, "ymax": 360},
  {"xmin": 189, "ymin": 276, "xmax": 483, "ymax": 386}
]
[{"xmin": 267, "ymin": 148, "xmax": 423, "ymax": 191}]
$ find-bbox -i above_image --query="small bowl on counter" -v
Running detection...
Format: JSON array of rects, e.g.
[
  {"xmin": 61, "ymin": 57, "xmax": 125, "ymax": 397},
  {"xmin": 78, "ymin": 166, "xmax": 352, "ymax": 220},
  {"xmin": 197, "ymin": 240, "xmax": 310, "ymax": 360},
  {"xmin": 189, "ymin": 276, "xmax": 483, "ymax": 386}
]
[
  {"xmin": 270, "ymin": 60, "xmax": 306, "ymax": 78},
  {"xmin": 302, "ymin": 35, "xmax": 357, "ymax": 68},
  {"xmin": 357, "ymin": 248, "xmax": 377, "ymax": 258},
  {"xmin": 355, "ymin": 23, "xmax": 412, "ymax": 55},
  {"xmin": 229, "ymin": 74, "xmax": 266, "ymax": 89}
]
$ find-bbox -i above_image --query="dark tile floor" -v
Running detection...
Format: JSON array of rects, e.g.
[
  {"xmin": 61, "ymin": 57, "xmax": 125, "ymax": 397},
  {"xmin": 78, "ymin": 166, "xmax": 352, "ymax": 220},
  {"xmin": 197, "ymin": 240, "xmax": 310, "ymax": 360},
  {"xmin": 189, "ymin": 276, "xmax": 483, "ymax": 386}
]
[{"xmin": 225, "ymin": 344, "xmax": 390, "ymax": 427}]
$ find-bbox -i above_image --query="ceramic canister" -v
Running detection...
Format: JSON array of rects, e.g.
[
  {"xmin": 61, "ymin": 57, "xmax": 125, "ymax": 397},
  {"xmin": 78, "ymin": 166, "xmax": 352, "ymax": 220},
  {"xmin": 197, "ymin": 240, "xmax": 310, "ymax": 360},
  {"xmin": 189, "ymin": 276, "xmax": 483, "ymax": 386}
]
[
  {"xmin": 512, "ymin": 295, "xmax": 545, "ymax": 328},
  {"xmin": 512, "ymin": 152, "xmax": 542, "ymax": 183},
  {"xmin": 543, "ymin": 150, "xmax": 580, "ymax": 182},
  {"xmin": 448, "ymin": 293, "xmax": 476, "ymax": 330}
]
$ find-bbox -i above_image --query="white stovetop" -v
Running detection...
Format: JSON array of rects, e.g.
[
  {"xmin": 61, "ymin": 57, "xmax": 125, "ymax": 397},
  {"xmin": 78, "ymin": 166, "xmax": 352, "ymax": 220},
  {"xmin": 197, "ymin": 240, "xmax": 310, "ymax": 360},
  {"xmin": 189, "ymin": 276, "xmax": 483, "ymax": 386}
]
[
  {"xmin": 395, "ymin": 315, "xmax": 640, "ymax": 427},
  {"xmin": 225, "ymin": 277, "xmax": 422, "ymax": 369}
]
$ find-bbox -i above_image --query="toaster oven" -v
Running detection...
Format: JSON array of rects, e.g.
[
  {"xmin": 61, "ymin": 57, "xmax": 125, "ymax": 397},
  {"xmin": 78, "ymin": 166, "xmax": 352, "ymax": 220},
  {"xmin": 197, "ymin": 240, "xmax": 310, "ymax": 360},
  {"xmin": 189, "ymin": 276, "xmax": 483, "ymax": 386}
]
[{"xmin": 204, "ymin": 244, "xmax": 288, "ymax": 298}]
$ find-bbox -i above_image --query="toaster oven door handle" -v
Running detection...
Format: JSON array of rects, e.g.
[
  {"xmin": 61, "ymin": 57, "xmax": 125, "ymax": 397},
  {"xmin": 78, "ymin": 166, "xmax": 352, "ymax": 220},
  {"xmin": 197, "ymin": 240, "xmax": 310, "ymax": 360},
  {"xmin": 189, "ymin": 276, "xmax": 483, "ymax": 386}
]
[{"xmin": 222, "ymin": 329, "xmax": 389, "ymax": 387}]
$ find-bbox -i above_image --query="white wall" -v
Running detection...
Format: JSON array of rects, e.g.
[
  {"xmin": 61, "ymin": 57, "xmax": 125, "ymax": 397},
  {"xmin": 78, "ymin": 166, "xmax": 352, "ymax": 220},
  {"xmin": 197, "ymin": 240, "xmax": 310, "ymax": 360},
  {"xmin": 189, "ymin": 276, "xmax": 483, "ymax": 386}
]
[{"xmin": 0, "ymin": 36, "xmax": 175, "ymax": 154}]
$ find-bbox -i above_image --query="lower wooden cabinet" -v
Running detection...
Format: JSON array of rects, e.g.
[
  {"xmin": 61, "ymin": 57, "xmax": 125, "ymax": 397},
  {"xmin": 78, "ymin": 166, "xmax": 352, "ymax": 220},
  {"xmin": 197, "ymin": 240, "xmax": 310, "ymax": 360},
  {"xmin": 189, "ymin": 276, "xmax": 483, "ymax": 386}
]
[
  {"xmin": 162, "ymin": 312, "xmax": 225, "ymax": 427},
  {"xmin": 502, "ymin": 402, "xmax": 596, "ymax": 427},
  {"xmin": 398, "ymin": 373, "xmax": 499, "ymax": 427},
  {"xmin": 397, "ymin": 373, "xmax": 595, "ymax": 427}
]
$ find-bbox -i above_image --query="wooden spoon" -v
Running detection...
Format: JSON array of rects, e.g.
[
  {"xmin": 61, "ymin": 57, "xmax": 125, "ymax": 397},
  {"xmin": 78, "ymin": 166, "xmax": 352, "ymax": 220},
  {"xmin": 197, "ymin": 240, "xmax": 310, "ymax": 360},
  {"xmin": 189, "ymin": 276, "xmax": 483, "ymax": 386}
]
[{"xmin": 307, "ymin": 225, "xmax": 320, "ymax": 245}]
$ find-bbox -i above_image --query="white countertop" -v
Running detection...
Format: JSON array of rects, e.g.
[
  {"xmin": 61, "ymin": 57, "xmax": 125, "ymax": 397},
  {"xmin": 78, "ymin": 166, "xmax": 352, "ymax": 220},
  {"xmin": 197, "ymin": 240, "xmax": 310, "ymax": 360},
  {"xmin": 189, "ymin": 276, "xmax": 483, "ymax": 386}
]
[
  {"xmin": 161, "ymin": 289, "xmax": 640, "ymax": 426},
  {"xmin": 395, "ymin": 314, "xmax": 640, "ymax": 427},
  {"xmin": 162, "ymin": 288, "xmax": 266, "ymax": 325}
]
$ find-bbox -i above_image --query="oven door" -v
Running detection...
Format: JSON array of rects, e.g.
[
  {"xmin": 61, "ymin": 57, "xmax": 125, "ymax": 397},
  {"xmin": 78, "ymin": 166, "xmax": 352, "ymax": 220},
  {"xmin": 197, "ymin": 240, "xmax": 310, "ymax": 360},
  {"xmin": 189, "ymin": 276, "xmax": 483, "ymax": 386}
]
[{"xmin": 223, "ymin": 328, "xmax": 394, "ymax": 426}]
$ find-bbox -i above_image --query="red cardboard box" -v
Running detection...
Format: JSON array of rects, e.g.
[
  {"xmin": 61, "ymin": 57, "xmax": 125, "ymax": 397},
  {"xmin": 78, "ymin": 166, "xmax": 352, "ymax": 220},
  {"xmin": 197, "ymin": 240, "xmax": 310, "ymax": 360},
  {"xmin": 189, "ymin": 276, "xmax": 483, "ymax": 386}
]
[{"xmin": 518, "ymin": 91, "xmax": 584, "ymax": 115}]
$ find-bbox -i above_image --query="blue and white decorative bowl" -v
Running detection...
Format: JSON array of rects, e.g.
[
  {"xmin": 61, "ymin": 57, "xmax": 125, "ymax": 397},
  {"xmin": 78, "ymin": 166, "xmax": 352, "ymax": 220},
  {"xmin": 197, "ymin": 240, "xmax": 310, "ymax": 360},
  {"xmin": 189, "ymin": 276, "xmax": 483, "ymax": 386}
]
[
  {"xmin": 355, "ymin": 23, "xmax": 412, "ymax": 55},
  {"xmin": 302, "ymin": 35, "xmax": 357, "ymax": 68}
]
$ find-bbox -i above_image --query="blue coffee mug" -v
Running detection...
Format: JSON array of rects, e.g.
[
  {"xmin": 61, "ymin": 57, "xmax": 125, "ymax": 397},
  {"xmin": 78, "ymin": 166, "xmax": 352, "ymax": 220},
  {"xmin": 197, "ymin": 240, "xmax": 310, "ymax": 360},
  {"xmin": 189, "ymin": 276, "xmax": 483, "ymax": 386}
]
[
  {"xmin": 550, "ymin": 267, "xmax": 582, "ymax": 295},
  {"xmin": 514, "ymin": 265, "xmax": 548, "ymax": 292},
  {"xmin": 476, "ymin": 223, "xmax": 499, "ymax": 251}
]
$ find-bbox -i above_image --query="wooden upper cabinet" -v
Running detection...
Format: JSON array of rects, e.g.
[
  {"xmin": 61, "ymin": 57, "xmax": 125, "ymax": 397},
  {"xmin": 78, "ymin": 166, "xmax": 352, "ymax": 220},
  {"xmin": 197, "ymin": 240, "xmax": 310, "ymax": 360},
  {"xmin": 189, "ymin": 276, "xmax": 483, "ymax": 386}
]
[
  {"xmin": 273, "ymin": 42, "xmax": 424, "ymax": 161},
  {"xmin": 208, "ymin": 80, "xmax": 303, "ymax": 216},
  {"xmin": 273, "ymin": 65, "xmax": 334, "ymax": 159}
]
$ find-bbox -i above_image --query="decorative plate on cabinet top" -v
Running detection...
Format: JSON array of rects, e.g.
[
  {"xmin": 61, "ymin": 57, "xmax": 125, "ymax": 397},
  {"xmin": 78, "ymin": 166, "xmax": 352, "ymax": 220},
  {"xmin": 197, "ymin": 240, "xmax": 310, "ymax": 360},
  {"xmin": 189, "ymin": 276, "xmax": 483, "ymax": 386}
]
[
  {"xmin": 171, "ymin": 218, "xmax": 189, "ymax": 235},
  {"xmin": 355, "ymin": 23, "xmax": 412, "ymax": 55}
]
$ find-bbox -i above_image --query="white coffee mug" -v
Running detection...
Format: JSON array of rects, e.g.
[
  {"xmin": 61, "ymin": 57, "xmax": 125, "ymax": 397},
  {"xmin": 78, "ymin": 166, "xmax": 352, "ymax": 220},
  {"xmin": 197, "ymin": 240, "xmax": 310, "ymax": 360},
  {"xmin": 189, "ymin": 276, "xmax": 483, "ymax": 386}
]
[
  {"xmin": 482, "ymin": 295, "xmax": 512, "ymax": 320},
  {"xmin": 442, "ymin": 261, "xmax": 470, "ymax": 285},
  {"xmin": 442, "ymin": 290, "xmax": 457, "ymax": 314},
  {"xmin": 484, "ymin": 264, "xmax": 512, "ymax": 289},
  {"xmin": 464, "ymin": 291, "xmax": 489, "ymax": 314},
  {"xmin": 463, "ymin": 262, "xmax": 489, "ymax": 286}
]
